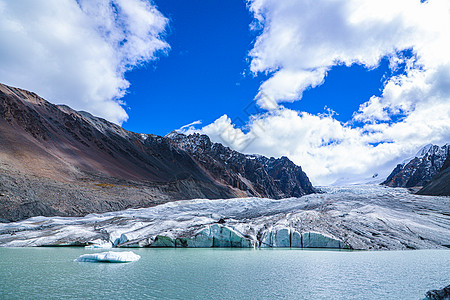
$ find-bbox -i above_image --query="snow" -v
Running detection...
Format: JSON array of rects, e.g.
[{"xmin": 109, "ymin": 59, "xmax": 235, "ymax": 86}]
[
  {"xmin": 331, "ymin": 174, "xmax": 386, "ymax": 186},
  {"xmin": 75, "ymin": 251, "xmax": 140, "ymax": 263},
  {"xmin": 415, "ymin": 144, "xmax": 434, "ymax": 157}
]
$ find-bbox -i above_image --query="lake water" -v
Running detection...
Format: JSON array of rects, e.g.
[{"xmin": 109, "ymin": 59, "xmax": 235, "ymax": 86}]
[{"xmin": 0, "ymin": 248, "xmax": 448, "ymax": 299}]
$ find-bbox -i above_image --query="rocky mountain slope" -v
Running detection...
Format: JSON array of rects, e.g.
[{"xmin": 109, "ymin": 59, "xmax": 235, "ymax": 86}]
[
  {"xmin": 0, "ymin": 83, "xmax": 315, "ymax": 221},
  {"xmin": 418, "ymin": 155, "xmax": 450, "ymax": 196},
  {"xmin": 382, "ymin": 144, "xmax": 449, "ymax": 189},
  {"xmin": 166, "ymin": 132, "xmax": 316, "ymax": 198}
]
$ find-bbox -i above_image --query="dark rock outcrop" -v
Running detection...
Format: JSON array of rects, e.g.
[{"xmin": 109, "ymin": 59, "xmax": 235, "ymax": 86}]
[
  {"xmin": 424, "ymin": 284, "xmax": 450, "ymax": 300},
  {"xmin": 166, "ymin": 132, "xmax": 316, "ymax": 198},
  {"xmin": 418, "ymin": 155, "xmax": 450, "ymax": 196},
  {"xmin": 382, "ymin": 144, "xmax": 449, "ymax": 188},
  {"xmin": 0, "ymin": 83, "xmax": 316, "ymax": 221}
]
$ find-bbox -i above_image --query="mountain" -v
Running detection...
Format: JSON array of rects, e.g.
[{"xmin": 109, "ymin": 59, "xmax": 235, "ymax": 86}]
[
  {"xmin": 166, "ymin": 132, "xmax": 316, "ymax": 198},
  {"xmin": 417, "ymin": 155, "xmax": 450, "ymax": 196},
  {"xmin": 0, "ymin": 83, "xmax": 316, "ymax": 221},
  {"xmin": 382, "ymin": 144, "xmax": 450, "ymax": 189}
]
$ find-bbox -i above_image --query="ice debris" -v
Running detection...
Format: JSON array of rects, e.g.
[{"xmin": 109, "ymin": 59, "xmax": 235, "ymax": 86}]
[{"xmin": 75, "ymin": 251, "xmax": 140, "ymax": 263}]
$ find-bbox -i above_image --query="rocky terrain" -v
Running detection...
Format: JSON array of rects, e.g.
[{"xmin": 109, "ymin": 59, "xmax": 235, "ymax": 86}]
[
  {"xmin": 1, "ymin": 185, "xmax": 449, "ymax": 250},
  {"xmin": 418, "ymin": 155, "xmax": 450, "ymax": 196},
  {"xmin": 0, "ymin": 83, "xmax": 315, "ymax": 221},
  {"xmin": 166, "ymin": 131, "xmax": 316, "ymax": 198},
  {"xmin": 424, "ymin": 284, "xmax": 450, "ymax": 300},
  {"xmin": 382, "ymin": 144, "xmax": 449, "ymax": 189}
]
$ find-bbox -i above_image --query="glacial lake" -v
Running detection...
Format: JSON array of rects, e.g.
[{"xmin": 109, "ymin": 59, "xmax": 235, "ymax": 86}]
[{"xmin": 0, "ymin": 248, "xmax": 448, "ymax": 299}]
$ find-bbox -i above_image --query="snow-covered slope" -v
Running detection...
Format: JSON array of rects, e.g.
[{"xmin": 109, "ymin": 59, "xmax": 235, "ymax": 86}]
[
  {"xmin": 1, "ymin": 185, "xmax": 449, "ymax": 250},
  {"xmin": 331, "ymin": 173, "xmax": 385, "ymax": 186}
]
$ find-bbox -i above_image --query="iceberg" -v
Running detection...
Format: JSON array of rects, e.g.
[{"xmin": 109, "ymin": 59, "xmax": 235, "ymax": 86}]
[{"xmin": 75, "ymin": 251, "xmax": 140, "ymax": 263}]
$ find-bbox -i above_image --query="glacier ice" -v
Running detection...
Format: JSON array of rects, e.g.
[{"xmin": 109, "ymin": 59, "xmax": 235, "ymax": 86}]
[
  {"xmin": 85, "ymin": 239, "xmax": 112, "ymax": 249},
  {"xmin": 1, "ymin": 185, "xmax": 449, "ymax": 250},
  {"xmin": 173, "ymin": 224, "xmax": 253, "ymax": 248},
  {"xmin": 75, "ymin": 251, "xmax": 140, "ymax": 263}
]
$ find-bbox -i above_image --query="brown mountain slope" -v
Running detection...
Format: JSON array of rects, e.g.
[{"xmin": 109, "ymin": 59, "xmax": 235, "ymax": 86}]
[{"xmin": 0, "ymin": 83, "xmax": 316, "ymax": 221}]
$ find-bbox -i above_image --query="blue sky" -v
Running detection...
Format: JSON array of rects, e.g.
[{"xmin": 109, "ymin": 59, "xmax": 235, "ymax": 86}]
[
  {"xmin": 121, "ymin": 0, "xmax": 393, "ymax": 136},
  {"xmin": 0, "ymin": 0, "xmax": 449, "ymax": 184},
  {"xmin": 122, "ymin": 0, "xmax": 266, "ymax": 135}
]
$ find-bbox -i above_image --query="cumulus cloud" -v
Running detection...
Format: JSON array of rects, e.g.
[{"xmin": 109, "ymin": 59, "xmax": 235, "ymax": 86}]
[
  {"xmin": 193, "ymin": 0, "xmax": 450, "ymax": 185},
  {"xmin": 248, "ymin": 0, "xmax": 450, "ymax": 108},
  {"xmin": 0, "ymin": 0, "xmax": 168, "ymax": 124},
  {"xmin": 197, "ymin": 106, "xmax": 450, "ymax": 184}
]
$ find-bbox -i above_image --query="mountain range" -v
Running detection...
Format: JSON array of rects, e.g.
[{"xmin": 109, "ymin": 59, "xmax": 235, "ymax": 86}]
[
  {"xmin": 0, "ymin": 83, "xmax": 316, "ymax": 222},
  {"xmin": 1, "ymin": 82, "xmax": 448, "ymax": 223},
  {"xmin": 382, "ymin": 144, "xmax": 449, "ymax": 195}
]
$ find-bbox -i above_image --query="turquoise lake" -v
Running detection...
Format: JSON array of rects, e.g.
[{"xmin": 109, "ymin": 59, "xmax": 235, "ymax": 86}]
[{"xmin": 0, "ymin": 248, "xmax": 448, "ymax": 299}]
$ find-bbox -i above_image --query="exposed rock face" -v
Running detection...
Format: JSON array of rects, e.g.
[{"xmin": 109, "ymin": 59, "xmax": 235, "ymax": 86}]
[
  {"xmin": 424, "ymin": 284, "xmax": 450, "ymax": 300},
  {"xmin": 418, "ymin": 155, "xmax": 450, "ymax": 196},
  {"xmin": 166, "ymin": 131, "xmax": 316, "ymax": 198},
  {"xmin": 0, "ymin": 83, "xmax": 315, "ymax": 221},
  {"xmin": 382, "ymin": 144, "xmax": 449, "ymax": 188}
]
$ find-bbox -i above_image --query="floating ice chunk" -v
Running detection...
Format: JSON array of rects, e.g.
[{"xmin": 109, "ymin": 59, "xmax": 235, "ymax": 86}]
[{"xmin": 75, "ymin": 251, "xmax": 140, "ymax": 263}]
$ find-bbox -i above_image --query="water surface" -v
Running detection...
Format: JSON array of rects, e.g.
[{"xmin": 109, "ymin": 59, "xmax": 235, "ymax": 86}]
[{"xmin": 0, "ymin": 248, "xmax": 448, "ymax": 299}]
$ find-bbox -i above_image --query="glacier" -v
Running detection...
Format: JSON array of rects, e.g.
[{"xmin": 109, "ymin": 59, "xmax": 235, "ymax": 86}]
[
  {"xmin": 75, "ymin": 251, "xmax": 140, "ymax": 263},
  {"xmin": 0, "ymin": 185, "xmax": 449, "ymax": 250}
]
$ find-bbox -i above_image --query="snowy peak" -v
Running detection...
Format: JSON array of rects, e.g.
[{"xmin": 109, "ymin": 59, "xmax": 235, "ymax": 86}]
[
  {"xmin": 415, "ymin": 144, "xmax": 434, "ymax": 157},
  {"xmin": 382, "ymin": 144, "xmax": 450, "ymax": 188}
]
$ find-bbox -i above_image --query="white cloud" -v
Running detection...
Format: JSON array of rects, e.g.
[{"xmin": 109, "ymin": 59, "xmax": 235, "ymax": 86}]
[
  {"xmin": 248, "ymin": 0, "xmax": 450, "ymax": 107},
  {"xmin": 256, "ymin": 68, "xmax": 326, "ymax": 109},
  {"xmin": 178, "ymin": 120, "xmax": 202, "ymax": 132},
  {"xmin": 193, "ymin": 0, "xmax": 450, "ymax": 185},
  {"xmin": 0, "ymin": 0, "xmax": 168, "ymax": 124},
  {"xmin": 197, "ymin": 105, "xmax": 450, "ymax": 185}
]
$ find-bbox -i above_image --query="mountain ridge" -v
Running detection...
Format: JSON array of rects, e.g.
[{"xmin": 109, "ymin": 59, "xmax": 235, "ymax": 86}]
[
  {"xmin": 166, "ymin": 131, "xmax": 316, "ymax": 198},
  {"xmin": 417, "ymin": 155, "xmax": 450, "ymax": 196},
  {"xmin": 382, "ymin": 144, "xmax": 449, "ymax": 189},
  {"xmin": 0, "ymin": 83, "xmax": 316, "ymax": 221}
]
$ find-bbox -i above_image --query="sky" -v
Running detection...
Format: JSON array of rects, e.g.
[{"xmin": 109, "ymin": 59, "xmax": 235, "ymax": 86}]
[{"xmin": 0, "ymin": 0, "xmax": 449, "ymax": 185}]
